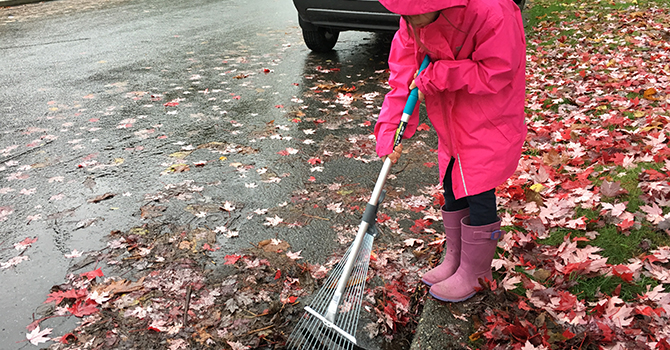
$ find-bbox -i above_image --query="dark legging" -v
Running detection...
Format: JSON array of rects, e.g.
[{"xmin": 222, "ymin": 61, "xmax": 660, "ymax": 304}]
[{"xmin": 442, "ymin": 157, "xmax": 498, "ymax": 226}]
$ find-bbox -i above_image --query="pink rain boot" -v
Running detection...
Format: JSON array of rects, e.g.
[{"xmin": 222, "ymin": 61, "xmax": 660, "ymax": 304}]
[
  {"xmin": 421, "ymin": 207, "xmax": 469, "ymax": 286},
  {"xmin": 429, "ymin": 216, "xmax": 502, "ymax": 302}
]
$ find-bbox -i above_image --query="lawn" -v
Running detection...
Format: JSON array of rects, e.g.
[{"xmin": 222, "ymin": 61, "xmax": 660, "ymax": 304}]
[{"xmin": 475, "ymin": 0, "xmax": 670, "ymax": 348}]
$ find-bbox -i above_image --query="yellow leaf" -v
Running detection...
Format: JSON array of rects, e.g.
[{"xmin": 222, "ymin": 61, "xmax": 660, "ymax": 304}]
[
  {"xmin": 130, "ymin": 228, "xmax": 149, "ymax": 236},
  {"xmin": 169, "ymin": 151, "xmax": 192, "ymax": 158},
  {"xmin": 530, "ymin": 183, "xmax": 545, "ymax": 192},
  {"xmin": 219, "ymin": 156, "xmax": 227, "ymax": 161},
  {"xmin": 469, "ymin": 331, "xmax": 484, "ymax": 342},
  {"xmin": 643, "ymin": 88, "xmax": 658, "ymax": 101},
  {"xmin": 114, "ymin": 158, "xmax": 124, "ymax": 164}
]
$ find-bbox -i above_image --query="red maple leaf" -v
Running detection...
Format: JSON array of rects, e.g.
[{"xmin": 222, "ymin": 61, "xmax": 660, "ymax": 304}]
[
  {"xmin": 612, "ymin": 264, "xmax": 633, "ymax": 283},
  {"xmin": 617, "ymin": 218, "xmax": 635, "ymax": 231},
  {"xmin": 376, "ymin": 213, "xmax": 391, "ymax": 223},
  {"xmin": 658, "ymin": 339, "xmax": 670, "ymax": 350},
  {"xmin": 274, "ymin": 269, "xmax": 281, "ymax": 280},
  {"xmin": 635, "ymin": 306, "xmax": 655, "ymax": 317},
  {"xmin": 67, "ymin": 299, "xmax": 99, "ymax": 317},
  {"xmin": 410, "ymin": 219, "xmax": 431, "ymax": 234},
  {"xmin": 597, "ymin": 322, "xmax": 614, "ymax": 342},
  {"xmin": 563, "ymin": 261, "xmax": 591, "ymax": 276},
  {"xmin": 307, "ymin": 157, "xmax": 322, "ymax": 165},
  {"xmin": 433, "ymin": 192, "xmax": 445, "ymax": 207},
  {"xmin": 562, "ymin": 329, "xmax": 576, "ymax": 340},
  {"xmin": 44, "ymin": 288, "xmax": 88, "ymax": 305},
  {"xmin": 554, "ymin": 291, "xmax": 578, "ymax": 312},
  {"xmin": 223, "ymin": 255, "xmax": 242, "ymax": 265},
  {"xmin": 14, "ymin": 236, "xmax": 38, "ymax": 250},
  {"xmin": 417, "ymin": 123, "xmax": 431, "ymax": 131},
  {"xmin": 80, "ymin": 268, "xmax": 103, "ymax": 280},
  {"xmin": 643, "ymin": 169, "xmax": 666, "ymax": 181},
  {"xmin": 58, "ymin": 332, "xmax": 77, "ymax": 344},
  {"xmin": 202, "ymin": 243, "xmax": 220, "ymax": 252}
]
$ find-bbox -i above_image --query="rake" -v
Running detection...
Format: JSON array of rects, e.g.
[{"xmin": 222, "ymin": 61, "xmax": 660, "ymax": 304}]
[{"xmin": 286, "ymin": 56, "xmax": 431, "ymax": 350}]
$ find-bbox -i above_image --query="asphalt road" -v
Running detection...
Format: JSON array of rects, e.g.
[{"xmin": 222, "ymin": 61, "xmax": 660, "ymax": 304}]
[{"xmin": 0, "ymin": 0, "xmax": 426, "ymax": 348}]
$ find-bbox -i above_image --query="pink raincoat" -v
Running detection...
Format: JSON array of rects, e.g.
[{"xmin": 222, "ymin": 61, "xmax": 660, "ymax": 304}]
[{"xmin": 375, "ymin": 0, "xmax": 527, "ymax": 200}]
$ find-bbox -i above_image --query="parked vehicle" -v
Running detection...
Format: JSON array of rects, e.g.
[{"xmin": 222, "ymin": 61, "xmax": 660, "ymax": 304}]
[{"xmin": 292, "ymin": 0, "xmax": 526, "ymax": 52}]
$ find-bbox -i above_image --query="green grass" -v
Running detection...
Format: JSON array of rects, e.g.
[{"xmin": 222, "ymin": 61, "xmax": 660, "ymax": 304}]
[
  {"xmin": 568, "ymin": 274, "xmax": 660, "ymax": 302},
  {"xmin": 526, "ymin": 0, "xmax": 670, "ymax": 36},
  {"xmin": 516, "ymin": 0, "xmax": 670, "ymax": 307},
  {"xmin": 531, "ymin": 158, "xmax": 670, "ymax": 301}
]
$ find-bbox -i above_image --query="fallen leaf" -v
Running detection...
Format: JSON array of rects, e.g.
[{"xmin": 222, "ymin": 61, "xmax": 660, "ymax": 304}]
[
  {"xmin": 26, "ymin": 326, "xmax": 52, "ymax": 346},
  {"xmin": 259, "ymin": 239, "xmax": 290, "ymax": 253},
  {"xmin": 87, "ymin": 193, "xmax": 115, "ymax": 203}
]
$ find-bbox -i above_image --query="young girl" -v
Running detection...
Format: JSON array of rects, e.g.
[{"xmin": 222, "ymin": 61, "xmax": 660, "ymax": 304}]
[{"xmin": 375, "ymin": 0, "xmax": 527, "ymax": 302}]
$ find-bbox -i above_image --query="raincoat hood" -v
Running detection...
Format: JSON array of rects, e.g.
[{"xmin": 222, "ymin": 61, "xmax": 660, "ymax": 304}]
[{"xmin": 378, "ymin": 0, "xmax": 467, "ymax": 16}]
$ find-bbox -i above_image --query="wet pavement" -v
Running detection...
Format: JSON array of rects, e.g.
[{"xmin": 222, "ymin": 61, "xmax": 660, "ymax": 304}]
[{"xmin": 1, "ymin": 0, "xmax": 441, "ymax": 348}]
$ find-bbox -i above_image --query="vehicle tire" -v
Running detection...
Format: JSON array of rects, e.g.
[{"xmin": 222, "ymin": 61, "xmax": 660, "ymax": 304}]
[
  {"xmin": 514, "ymin": 0, "xmax": 526, "ymax": 11},
  {"xmin": 302, "ymin": 27, "xmax": 340, "ymax": 53}
]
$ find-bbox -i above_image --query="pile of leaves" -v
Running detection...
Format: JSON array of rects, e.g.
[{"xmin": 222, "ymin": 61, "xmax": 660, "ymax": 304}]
[{"xmin": 30, "ymin": 223, "xmax": 332, "ymax": 349}]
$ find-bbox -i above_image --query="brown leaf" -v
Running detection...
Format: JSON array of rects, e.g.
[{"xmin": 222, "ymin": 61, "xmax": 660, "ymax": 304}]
[
  {"xmin": 600, "ymin": 180, "xmax": 628, "ymax": 197},
  {"xmin": 542, "ymin": 149, "xmax": 567, "ymax": 167},
  {"xmin": 258, "ymin": 239, "xmax": 290, "ymax": 253},
  {"xmin": 87, "ymin": 193, "xmax": 115, "ymax": 203},
  {"xmin": 525, "ymin": 188, "xmax": 544, "ymax": 207},
  {"xmin": 192, "ymin": 327, "xmax": 213, "ymax": 344},
  {"xmin": 172, "ymin": 164, "xmax": 190, "ymax": 173},
  {"xmin": 94, "ymin": 277, "xmax": 145, "ymax": 296},
  {"xmin": 140, "ymin": 205, "xmax": 166, "ymax": 219},
  {"xmin": 523, "ymin": 217, "xmax": 547, "ymax": 237}
]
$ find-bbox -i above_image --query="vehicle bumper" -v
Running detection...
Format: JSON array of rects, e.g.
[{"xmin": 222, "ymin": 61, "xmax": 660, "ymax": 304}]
[{"xmin": 293, "ymin": 0, "xmax": 400, "ymax": 32}]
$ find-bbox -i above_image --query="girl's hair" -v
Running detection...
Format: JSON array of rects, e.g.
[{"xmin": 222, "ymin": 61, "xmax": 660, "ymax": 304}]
[{"xmin": 401, "ymin": 11, "xmax": 466, "ymax": 53}]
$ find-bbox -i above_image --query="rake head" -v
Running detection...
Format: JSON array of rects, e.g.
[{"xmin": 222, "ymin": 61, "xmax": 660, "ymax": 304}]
[{"xmin": 286, "ymin": 227, "xmax": 377, "ymax": 350}]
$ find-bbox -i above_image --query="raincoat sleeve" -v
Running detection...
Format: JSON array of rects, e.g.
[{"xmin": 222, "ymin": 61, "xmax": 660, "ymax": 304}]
[
  {"xmin": 374, "ymin": 20, "xmax": 421, "ymax": 158},
  {"xmin": 415, "ymin": 12, "xmax": 523, "ymax": 96}
]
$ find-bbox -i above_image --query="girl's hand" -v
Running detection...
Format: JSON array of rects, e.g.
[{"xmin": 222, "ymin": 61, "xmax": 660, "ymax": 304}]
[
  {"xmin": 409, "ymin": 70, "xmax": 425, "ymax": 102},
  {"xmin": 384, "ymin": 144, "xmax": 403, "ymax": 164}
]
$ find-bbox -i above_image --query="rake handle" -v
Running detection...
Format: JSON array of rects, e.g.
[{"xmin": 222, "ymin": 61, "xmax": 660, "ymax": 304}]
[{"xmin": 324, "ymin": 55, "xmax": 431, "ymax": 324}]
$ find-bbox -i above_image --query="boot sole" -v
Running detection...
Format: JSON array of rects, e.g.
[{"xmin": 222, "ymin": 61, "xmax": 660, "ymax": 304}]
[
  {"xmin": 421, "ymin": 278, "xmax": 435, "ymax": 287},
  {"xmin": 429, "ymin": 289, "xmax": 476, "ymax": 303}
]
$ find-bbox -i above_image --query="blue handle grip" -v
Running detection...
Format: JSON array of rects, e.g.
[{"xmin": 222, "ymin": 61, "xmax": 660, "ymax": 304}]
[{"xmin": 402, "ymin": 55, "xmax": 431, "ymax": 115}]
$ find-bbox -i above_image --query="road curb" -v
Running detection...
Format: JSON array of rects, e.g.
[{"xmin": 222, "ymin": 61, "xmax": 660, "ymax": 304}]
[{"xmin": 410, "ymin": 297, "xmax": 474, "ymax": 350}]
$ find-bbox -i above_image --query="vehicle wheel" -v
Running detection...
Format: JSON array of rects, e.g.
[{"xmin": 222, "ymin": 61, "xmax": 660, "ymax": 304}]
[
  {"xmin": 302, "ymin": 27, "xmax": 339, "ymax": 53},
  {"xmin": 514, "ymin": 0, "xmax": 526, "ymax": 11}
]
